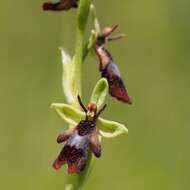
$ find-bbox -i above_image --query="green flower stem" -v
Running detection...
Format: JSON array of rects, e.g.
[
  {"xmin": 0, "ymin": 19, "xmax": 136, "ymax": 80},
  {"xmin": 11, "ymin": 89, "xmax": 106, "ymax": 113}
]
[
  {"xmin": 65, "ymin": 0, "xmax": 91, "ymax": 189},
  {"xmin": 82, "ymin": 4, "xmax": 101, "ymax": 61},
  {"xmin": 71, "ymin": 0, "xmax": 91, "ymax": 108}
]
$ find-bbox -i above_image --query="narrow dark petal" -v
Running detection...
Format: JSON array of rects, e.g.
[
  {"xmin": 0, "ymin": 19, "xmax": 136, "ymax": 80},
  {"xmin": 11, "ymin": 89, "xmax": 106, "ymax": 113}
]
[
  {"xmin": 89, "ymin": 129, "xmax": 101, "ymax": 158},
  {"xmin": 102, "ymin": 62, "xmax": 132, "ymax": 104},
  {"xmin": 42, "ymin": 0, "xmax": 78, "ymax": 11}
]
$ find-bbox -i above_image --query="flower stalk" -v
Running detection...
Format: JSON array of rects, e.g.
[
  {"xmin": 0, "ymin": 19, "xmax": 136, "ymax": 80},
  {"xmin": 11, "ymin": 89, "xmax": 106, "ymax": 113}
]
[
  {"xmin": 65, "ymin": 0, "xmax": 93, "ymax": 189},
  {"xmin": 43, "ymin": 0, "xmax": 130, "ymax": 189}
]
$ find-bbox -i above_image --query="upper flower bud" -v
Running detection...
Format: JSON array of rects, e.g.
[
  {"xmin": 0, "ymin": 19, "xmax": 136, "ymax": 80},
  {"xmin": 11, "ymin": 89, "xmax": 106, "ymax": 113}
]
[{"xmin": 94, "ymin": 25, "xmax": 132, "ymax": 104}]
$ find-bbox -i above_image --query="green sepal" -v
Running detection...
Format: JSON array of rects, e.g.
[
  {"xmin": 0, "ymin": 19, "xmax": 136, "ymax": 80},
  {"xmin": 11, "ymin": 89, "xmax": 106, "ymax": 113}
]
[
  {"xmin": 97, "ymin": 118, "xmax": 128, "ymax": 138},
  {"xmin": 60, "ymin": 48, "xmax": 75, "ymax": 105},
  {"xmin": 90, "ymin": 4, "xmax": 101, "ymax": 34},
  {"xmin": 90, "ymin": 78, "xmax": 108, "ymax": 108},
  {"xmin": 51, "ymin": 103, "xmax": 85, "ymax": 127},
  {"xmin": 87, "ymin": 30, "xmax": 98, "ymax": 50},
  {"xmin": 51, "ymin": 102, "xmax": 128, "ymax": 138}
]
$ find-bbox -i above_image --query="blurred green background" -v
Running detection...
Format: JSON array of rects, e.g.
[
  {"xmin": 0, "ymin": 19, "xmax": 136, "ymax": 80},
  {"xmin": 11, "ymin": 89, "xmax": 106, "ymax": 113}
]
[{"xmin": 0, "ymin": 0, "xmax": 190, "ymax": 190}]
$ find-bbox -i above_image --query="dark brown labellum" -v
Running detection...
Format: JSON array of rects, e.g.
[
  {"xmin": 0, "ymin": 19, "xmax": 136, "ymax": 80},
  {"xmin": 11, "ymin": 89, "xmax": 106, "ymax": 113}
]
[
  {"xmin": 53, "ymin": 131, "xmax": 89, "ymax": 173},
  {"xmin": 102, "ymin": 61, "xmax": 132, "ymax": 104},
  {"xmin": 43, "ymin": 0, "xmax": 78, "ymax": 11}
]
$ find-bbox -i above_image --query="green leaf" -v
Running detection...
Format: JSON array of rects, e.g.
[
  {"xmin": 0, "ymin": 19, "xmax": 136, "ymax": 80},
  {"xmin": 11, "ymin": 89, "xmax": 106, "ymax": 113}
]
[
  {"xmin": 90, "ymin": 78, "xmax": 108, "ymax": 108},
  {"xmin": 97, "ymin": 118, "xmax": 128, "ymax": 138},
  {"xmin": 51, "ymin": 103, "xmax": 85, "ymax": 127}
]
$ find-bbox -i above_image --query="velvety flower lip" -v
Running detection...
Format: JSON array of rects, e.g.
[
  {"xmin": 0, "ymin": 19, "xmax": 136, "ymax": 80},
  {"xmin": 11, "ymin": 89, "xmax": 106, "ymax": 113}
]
[
  {"xmin": 43, "ymin": 0, "xmax": 78, "ymax": 11},
  {"xmin": 94, "ymin": 26, "xmax": 132, "ymax": 105},
  {"xmin": 53, "ymin": 131, "xmax": 89, "ymax": 174},
  {"xmin": 102, "ymin": 61, "xmax": 132, "ymax": 104},
  {"xmin": 53, "ymin": 96, "xmax": 105, "ymax": 174}
]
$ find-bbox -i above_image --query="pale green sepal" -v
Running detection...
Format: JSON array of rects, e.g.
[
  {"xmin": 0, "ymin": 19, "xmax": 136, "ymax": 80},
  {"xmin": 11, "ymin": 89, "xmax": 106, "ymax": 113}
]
[
  {"xmin": 90, "ymin": 4, "xmax": 101, "ymax": 34},
  {"xmin": 60, "ymin": 48, "xmax": 76, "ymax": 105},
  {"xmin": 87, "ymin": 30, "xmax": 98, "ymax": 50},
  {"xmin": 97, "ymin": 118, "xmax": 128, "ymax": 138},
  {"xmin": 51, "ymin": 103, "xmax": 85, "ymax": 127},
  {"xmin": 90, "ymin": 78, "xmax": 108, "ymax": 108}
]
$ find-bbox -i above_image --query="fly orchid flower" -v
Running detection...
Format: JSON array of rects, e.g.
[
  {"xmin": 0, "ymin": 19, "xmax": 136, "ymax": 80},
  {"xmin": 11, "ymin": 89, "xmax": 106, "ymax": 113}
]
[
  {"xmin": 53, "ymin": 96, "xmax": 105, "ymax": 174},
  {"xmin": 51, "ymin": 77, "xmax": 128, "ymax": 174},
  {"xmin": 95, "ymin": 25, "xmax": 132, "ymax": 104}
]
